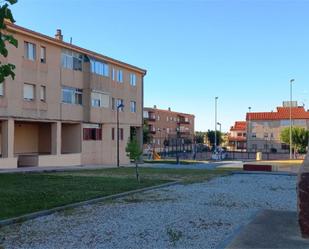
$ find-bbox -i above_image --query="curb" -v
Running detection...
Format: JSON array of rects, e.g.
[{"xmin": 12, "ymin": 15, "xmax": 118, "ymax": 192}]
[
  {"xmin": 231, "ymin": 171, "xmax": 297, "ymax": 176},
  {"xmin": 0, "ymin": 181, "xmax": 180, "ymax": 227}
]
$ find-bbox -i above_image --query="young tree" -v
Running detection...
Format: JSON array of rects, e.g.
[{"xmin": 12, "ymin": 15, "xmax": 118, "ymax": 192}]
[
  {"xmin": 143, "ymin": 120, "xmax": 151, "ymax": 144},
  {"xmin": 126, "ymin": 137, "xmax": 143, "ymax": 182},
  {"xmin": 206, "ymin": 130, "xmax": 222, "ymax": 148},
  {"xmin": 280, "ymin": 127, "xmax": 309, "ymax": 153},
  {"xmin": 195, "ymin": 131, "xmax": 206, "ymax": 144},
  {"xmin": 0, "ymin": 0, "xmax": 18, "ymax": 83}
]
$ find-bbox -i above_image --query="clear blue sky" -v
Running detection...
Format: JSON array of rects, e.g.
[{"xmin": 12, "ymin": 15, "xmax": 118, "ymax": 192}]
[{"xmin": 11, "ymin": 0, "xmax": 309, "ymax": 132}]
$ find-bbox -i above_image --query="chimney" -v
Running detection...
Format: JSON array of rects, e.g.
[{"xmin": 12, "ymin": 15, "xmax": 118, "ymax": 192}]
[
  {"xmin": 168, "ymin": 107, "xmax": 171, "ymax": 111},
  {"xmin": 55, "ymin": 29, "xmax": 63, "ymax": 41},
  {"xmin": 153, "ymin": 105, "xmax": 157, "ymax": 109}
]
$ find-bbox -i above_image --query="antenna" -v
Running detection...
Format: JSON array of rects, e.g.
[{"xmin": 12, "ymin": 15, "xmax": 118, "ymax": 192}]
[{"xmin": 70, "ymin": 37, "xmax": 72, "ymax": 44}]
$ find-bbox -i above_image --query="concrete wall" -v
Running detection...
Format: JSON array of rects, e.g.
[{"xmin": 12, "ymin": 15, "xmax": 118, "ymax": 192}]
[
  {"xmin": 39, "ymin": 153, "xmax": 81, "ymax": 167},
  {"xmin": 61, "ymin": 123, "xmax": 81, "ymax": 154},
  {"xmin": 14, "ymin": 122, "xmax": 39, "ymax": 154},
  {"xmin": 298, "ymin": 154, "xmax": 309, "ymax": 238}
]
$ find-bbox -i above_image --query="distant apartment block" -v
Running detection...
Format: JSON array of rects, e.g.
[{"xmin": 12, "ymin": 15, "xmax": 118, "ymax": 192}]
[
  {"xmin": 0, "ymin": 22, "xmax": 146, "ymax": 168},
  {"xmin": 143, "ymin": 106, "xmax": 195, "ymax": 151},
  {"xmin": 228, "ymin": 121, "xmax": 247, "ymax": 151},
  {"xmin": 246, "ymin": 102, "xmax": 309, "ymax": 153}
]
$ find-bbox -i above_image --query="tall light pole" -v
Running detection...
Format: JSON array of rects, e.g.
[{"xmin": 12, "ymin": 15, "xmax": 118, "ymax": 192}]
[
  {"xmin": 248, "ymin": 107, "xmax": 251, "ymax": 152},
  {"xmin": 217, "ymin": 122, "xmax": 222, "ymax": 134},
  {"xmin": 117, "ymin": 103, "xmax": 124, "ymax": 167},
  {"xmin": 214, "ymin": 97, "xmax": 218, "ymax": 151},
  {"xmin": 290, "ymin": 79, "xmax": 295, "ymax": 160}
]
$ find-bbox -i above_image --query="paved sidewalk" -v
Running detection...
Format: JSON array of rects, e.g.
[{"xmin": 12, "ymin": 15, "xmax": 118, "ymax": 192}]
[
  {"xmin": 225, "ymin": 210, "xmax": 309, "ymax": 249},
  {"xmin": 0, "ymin": 164, "xmax": 120, "ymax": 174}
]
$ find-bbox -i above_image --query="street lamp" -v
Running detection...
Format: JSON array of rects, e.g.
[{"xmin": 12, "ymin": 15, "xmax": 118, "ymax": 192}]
[
  {"xmin": 214, "ymin": 97, "xmax": 218, "ymax": 152},
  {"xmin": 290, "ymin": 79, "xmax": 295, "ymax": 160},
  {"xmin": 217, "ymin": 122, "xmax": 222, "ymax": 134},
  {"xmin": 117, "ymin": 103, "xmax": 124, "ymax": 167},
  {"xmin": 248, "ymin": 107, "xmax": 251, "ymax": 152}
]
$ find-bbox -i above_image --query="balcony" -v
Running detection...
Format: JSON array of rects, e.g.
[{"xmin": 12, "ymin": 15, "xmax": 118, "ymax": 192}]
[
  {"xmin": 178, "ymin": 115, "xmax": 190, "ymax": 124},
  {"xmin": 149, "ymin": 125, "xmax": 156, "ymax": 134}
]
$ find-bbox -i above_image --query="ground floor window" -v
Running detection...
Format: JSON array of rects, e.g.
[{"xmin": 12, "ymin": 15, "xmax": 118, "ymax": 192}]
[{"xmin": 83, "ymin": 124, "xmax": 102, "ymax": 140}]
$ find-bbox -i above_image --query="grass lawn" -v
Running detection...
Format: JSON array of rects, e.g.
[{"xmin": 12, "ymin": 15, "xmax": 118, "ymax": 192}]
[{"xmin": 0, "ymin": 167, "xmax": 234, "ymax": 220}]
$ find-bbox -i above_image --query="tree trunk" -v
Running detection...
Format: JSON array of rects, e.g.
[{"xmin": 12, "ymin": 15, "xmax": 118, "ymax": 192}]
[{"xmin": 135, "ymin": 161, "xmax": 140, "ymax": 183}]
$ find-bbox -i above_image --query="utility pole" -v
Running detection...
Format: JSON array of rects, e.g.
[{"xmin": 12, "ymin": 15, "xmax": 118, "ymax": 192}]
[
  {"xmin": 215, "ymin": 97, "xmax": 218, "ymax": 152},
  {"xmin": 290, "ymin": 79, "xmax": 295, "ymax": 160}
]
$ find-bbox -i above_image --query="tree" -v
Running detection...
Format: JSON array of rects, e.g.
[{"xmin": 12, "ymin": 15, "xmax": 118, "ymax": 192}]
[
  {"xmin": 206, "ymin": 130, "xmax": 222, "ymax": 148},
  {"xmin": 143, "ymin": 120, "xmax": 151, "ymax": 144},
  {"xmin": 126, "ymin": 137, "xmax": 143, "ymax": 182},
  {"xmin": 0, "ymin": 0, "xmax": 18, "ymax": 83},
  {"xmin": 195, "ymin": 131, "xmax": 206, "ymax": 144},
  {"xmin": 280, "ymin": 127, "xmax": 309, "ymax": 154}
]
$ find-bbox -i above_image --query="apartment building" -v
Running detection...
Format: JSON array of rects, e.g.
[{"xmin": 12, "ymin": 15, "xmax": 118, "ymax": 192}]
[
  {"xmin": 0, "ymin": 22, "xmax": 146, "ymax": 168},
  {"xmin": 227, "ymin": 121, "xmax": 247, "ymax": 151},
  {"xmin": 143, "ymin": 106, "xmax": 195, "ymax": 152},
  {"xmin": 246, "ymin": 102, "xmax": 309, "ymax": 153}
]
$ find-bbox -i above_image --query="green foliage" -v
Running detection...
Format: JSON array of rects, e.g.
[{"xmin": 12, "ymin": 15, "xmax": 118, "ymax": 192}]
[
  {"xmin": 143, "ymin": 120, "xmax": 151, "ymax": 144},
  {"xmin": 206, "ymin": 130, "xmax": 222, "ymax": 147},
  {"xmin": 280, "ymin": 127, "xmax": 309, "ymax": 153},
  {"xmin": 126, "ymin": 138, "xmax": 143, "ymax": 182},
  {"xmin": 0, "ymin": 0, "xmax": 18, "ymax": 83},
  {"xmin": 195, "ymin": 131, "xmax": 206, "ymax": 144},
  {"xmin": 126, "ymin": 137, "xmax": 143, "ymax": 162}
]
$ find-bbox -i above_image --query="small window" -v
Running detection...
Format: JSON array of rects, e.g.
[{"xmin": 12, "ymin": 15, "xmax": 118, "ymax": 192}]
[
  {"xmin": 112, "ymin": 97, "xmax": 115, "ymax": 110},
  {"xmin": 130, "ymin": 73, "xmax": 136, "ymax": 86},
  {"xmin": 112, "ymin": 128, "xmax": 115, "ymax": 140},
  {"xmin": 120, "ymin": 128, "xmax": 124, "ymax": 140},
  {"xmin": 117, "ymin": 70, "xmax": 123, "ymax": 83},
  {"xmin": 130, "ymin": 101, "xmax": 136, "ymax": 113},
  {"xmin": 40, "ymin": 46, "xmax": 46, "ymax": 63},
  {"xmin": 112, "ymin": 68, "xmax": 115, "ymax": 81},
  {"xmin": 237, "ymin": 133, "xmax": 242, "ymax": 137},
  {"xmin": 24, "ymin": 42, "xmax": 36, "ymax": 61},
  {"xmin": 252, "ymin": 144, "xmax": 257, "ymax": 150},
  {"xmin": 116, "ymin": 99, "xmax": 124, "ymax": 111},
  {"xmin": 264, "ymin": 133, "xmax": 268, "ymax": 138},
  {"xmin": 157, "ymin": 115, "xmax": 160, "ymax": 121},
  {"xmin": 252, "ymin": 133, "xmax": 256, "ymax": 138},
  {"xmin": 0, "ymin": 82, "xmax": 3, "ymax": 96},
  {"xmin": 40, "ymin": 86, "xmax": 46, "ymax": 101},
  {"xmin": 23, "ymin": 83, "xmax": 35, "ymax": 100},
  {"xmin": 166, "ymin": 116, "xmax": 169, "ymax": 122}
]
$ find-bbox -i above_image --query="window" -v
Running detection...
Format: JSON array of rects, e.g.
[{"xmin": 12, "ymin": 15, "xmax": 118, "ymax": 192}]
[
  {"xmin": 166, "ymin": 116, "xmax": 169, "ymax": 122},
  {"xmin": 157, "ymin": 115, "xmax": 160, "ymax": 121},
  {"xmin": 83, "ymin": 124, "xmax": 102, "ymax": 140},
  {"xmin": 112, "ymin": 97, "xmax": 116, "ymax": 110},
  {"xmin": 264, "ymin": 144, "xmax": 269, "ymax": 151},
  {"xmin": 251, "ymin": 144, "xmax": 257, "ymax": 150},
  {"xmin": 24, "ymin": 42, "xmax": 36, "ymax": 61},
  {"xmin": 237, "ymin": 132, "xmax": 242, "ymax": 137},
  {"xmin": 112, "ymin": 68, "xmax": 115, "ymax": 81},
  {"xmin": 0, "ymin": 82, "xmax": 3, "ymax": 96},
  {"xmin": 130, "ymin": 101, "xmax": 136, "ymax": 113},
  {"xmin": 116, "ymin": 99, "xmax": 124, "ymax": 111},
  {"xmin": 120, "ymin": 128, "xmax": 124, "ymax": 140},
  {"xmin": 24, "ymin": 83, "xmax": 35, "ymax": 100},
  {"xmin": 112, "ymin": 128, "xmax": 115, "ymax": 140},
  {"xmin": 62, "ymin": 87, "xmax": 82, "ymax": 105},
  {"xmin": 61, "ymin": 49, "xmax": 83, "ymax": 71},
  {"xmin": 90, "ymin": 58, "xmax": 109, "ymax": 77},
  {"xmin": 91, "ymin": 91, "xmax": 109, "ymax": 108},
  {"xmin": 130, "ymin": 73, "xmax": 136, "ymax": 86},
  {"xmin": 167, "ymin": 128, "xmax": 170, "ymax": 133},
  {"xmin": 117, "ymin": 70, "xmax": 123, "ymax": 83},
  {"xmin": 264, "ymin": 133, "xmax": 268, "ymax": 138},
  {"xmin": 40, "ymin": 46, "xmax": 46, "ymax": 63},
  {"xmin": 252, "ymin": 133, "xmax": 256, "ymax": 138},
  {"xmin": 40, "ymin": 86, "xmax": 46, "ymax": 101}
]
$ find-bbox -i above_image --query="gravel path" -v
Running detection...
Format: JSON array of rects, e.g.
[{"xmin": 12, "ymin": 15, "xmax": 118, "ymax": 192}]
[{"xmin": 0, "ymin": 174, "xmax": 296, "ymax": 249}]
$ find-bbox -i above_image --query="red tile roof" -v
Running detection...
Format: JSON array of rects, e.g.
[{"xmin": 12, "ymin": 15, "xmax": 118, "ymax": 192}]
[
  {"xmin": 230, "ymin": 121, "xmax": 247, "ymax": 131},
  {"xmin": 246, "ymin": 106, "xmax": 309, "ymax": 121}
]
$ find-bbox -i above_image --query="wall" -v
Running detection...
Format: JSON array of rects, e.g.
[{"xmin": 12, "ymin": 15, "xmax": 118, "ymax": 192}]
[
  {"xmin": 61, "ymin": 123, "xmax": 81, "ymax": 154},
  {"xmin": 14, "ymin": 122, "xmax": 39, "ymax": 154}
]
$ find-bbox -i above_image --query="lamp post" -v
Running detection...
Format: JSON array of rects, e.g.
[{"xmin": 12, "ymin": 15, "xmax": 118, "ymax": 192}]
[
  {"xmin": 214, "ymin": 97, "xmax": 218, "ymax": 152},
  {"xmin": 290, "ymin": 79, "xmax": 295, "ymax": 160},
  {"xmin": 248, "ymin": 107, "xmax": 251, "ymax": 152},
  {"xmin": 117, "ymin": 103, "xmax": 124, "ymax": 168}
]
